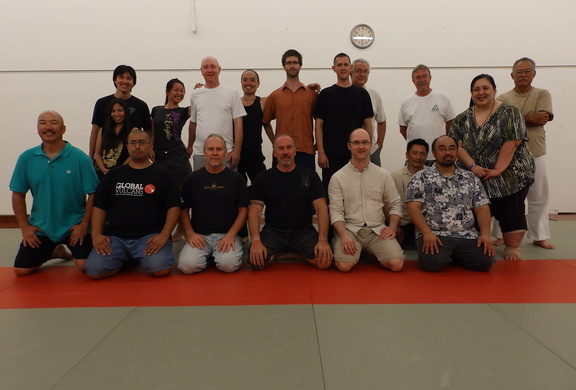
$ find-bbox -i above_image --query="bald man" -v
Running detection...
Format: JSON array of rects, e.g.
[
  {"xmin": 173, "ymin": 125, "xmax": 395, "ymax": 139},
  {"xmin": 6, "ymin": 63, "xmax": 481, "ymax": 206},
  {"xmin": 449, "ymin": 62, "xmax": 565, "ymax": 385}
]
[
  {"xmin": 188, "ymin": 56, "xmax": 246, "ymax": 171},
  {"xmin": 10, "ymin": 111, "xmax": 99, "ymax": 276}
]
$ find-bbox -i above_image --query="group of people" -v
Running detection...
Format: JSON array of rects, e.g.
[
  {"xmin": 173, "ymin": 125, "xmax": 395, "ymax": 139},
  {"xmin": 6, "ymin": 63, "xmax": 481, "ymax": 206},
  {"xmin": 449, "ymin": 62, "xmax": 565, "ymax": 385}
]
[{"xmin": 9, "ymin": 52, "xmax": 554, "ymax": 278}]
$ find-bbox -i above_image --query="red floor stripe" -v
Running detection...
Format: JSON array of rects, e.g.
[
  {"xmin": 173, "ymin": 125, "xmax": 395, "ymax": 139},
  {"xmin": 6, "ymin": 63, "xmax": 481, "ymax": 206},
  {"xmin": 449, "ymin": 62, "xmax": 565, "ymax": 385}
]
[{"xmin": 1, "ymin": 260, "xmax": 576, "ymax": 309}]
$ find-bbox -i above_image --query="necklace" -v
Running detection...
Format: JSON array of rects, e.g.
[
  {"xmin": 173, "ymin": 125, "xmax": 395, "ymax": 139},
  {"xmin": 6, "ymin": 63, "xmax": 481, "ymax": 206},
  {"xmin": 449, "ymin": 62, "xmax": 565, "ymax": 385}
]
[{"xmin": 474, "ymin": 99, "xmax": 495, "ymax": 128}]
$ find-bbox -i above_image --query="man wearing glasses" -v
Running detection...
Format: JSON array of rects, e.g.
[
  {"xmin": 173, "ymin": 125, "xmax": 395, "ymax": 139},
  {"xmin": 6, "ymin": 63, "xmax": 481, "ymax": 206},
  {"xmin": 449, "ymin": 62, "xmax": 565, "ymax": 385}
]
[
  {"xmin": 328, "ymin": 129, "xmax": 405, "ymax": 272},
  {"xmin": 405, "ymin": 135, "xmax": 495, "ymax": 272},
  {"xmin": 262, "ymin": 49, "xmax": 318, "ymax": 170},
  {"xmin": 351, "ymin": 58, "xmax": 387, "ymax": 166},
  {"xmin": 85, "ymin": 129, "xmax": 181, "ymax": 279}
]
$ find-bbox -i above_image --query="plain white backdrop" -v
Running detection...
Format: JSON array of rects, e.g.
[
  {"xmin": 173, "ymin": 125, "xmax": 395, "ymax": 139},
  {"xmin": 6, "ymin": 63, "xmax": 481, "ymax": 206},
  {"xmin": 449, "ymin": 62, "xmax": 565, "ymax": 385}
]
[{"xmin": 1, "ymin": 0, "xmax": 574, "ymax": 213}]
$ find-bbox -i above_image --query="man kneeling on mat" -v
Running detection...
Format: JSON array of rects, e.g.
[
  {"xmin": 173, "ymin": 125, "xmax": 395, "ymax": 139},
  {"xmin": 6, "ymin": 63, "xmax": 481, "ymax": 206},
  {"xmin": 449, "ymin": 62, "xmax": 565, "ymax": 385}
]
[{"xmin": 85, "ymin": 130, "xmax": 181, "ymax": 279}]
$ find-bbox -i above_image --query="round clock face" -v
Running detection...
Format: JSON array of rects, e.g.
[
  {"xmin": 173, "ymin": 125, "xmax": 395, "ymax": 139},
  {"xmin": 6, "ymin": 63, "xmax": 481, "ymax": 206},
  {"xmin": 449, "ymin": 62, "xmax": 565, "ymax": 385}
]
[{"xmin": 350, "ymin": 24, "xmax": 374, "ymax": 49}]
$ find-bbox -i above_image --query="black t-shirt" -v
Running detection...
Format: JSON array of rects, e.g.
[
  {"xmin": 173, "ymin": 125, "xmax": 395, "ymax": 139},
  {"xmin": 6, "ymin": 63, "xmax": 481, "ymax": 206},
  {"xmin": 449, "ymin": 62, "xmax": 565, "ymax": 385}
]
[
  {"xmin": 181, "ymin": 168, "xmax": 248, "ymax": 235},
  {"xmin": 151, "ymin": 106, "xmax": 190, "ymax": 152},
  {"xmin": 92, "ymin": 94, "xmax": 152, "ymax": 131},
  {"xmin": 314, "ymin": 84, "xmax": 373, "ymax": 158},
  {"xmin": 251, "ymin": 166, "xmax": 325, "ymax": 230},
  {"xmin": 94, "ymin": 164, "xmax": 181, "ymax": 238}
]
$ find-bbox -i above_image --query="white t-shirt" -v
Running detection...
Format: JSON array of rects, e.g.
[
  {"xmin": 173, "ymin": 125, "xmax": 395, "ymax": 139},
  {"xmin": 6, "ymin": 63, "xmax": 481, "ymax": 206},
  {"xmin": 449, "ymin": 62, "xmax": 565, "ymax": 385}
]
[
  {"xmin": 190, "ymin": 84, "xmax": 246, "ymax": 155},
  {"xmin": 366, "ymin": 87, "xmax": 386, "ymax": 154},
  {"xmin": 398, "ymin": 90, "xmax": 455, "ymax": 159}
]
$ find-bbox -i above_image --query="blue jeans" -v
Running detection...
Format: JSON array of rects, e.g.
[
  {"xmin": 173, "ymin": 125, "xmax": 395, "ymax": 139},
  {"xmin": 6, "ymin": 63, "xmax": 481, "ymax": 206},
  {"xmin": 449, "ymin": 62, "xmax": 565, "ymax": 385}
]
[
  {"xmin": 85, "ymin": 234, "xmax": 174, "ymax": 276},
  {"xmin": 178, "ymin": 233, "xmax": 242, "ymax": 274}
]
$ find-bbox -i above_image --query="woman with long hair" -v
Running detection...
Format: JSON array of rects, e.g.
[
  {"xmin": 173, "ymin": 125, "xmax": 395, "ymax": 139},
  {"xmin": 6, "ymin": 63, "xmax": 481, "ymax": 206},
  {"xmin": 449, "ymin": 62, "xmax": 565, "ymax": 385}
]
[
  {"xmin": 94, "ymin": 98, "xmax": 131, "ymax": 179},
  {"xmin": 450, "ymin": 74, "xmax": 534, "ymax": 261},
  {"xmin": 150, "ymin": 78, "xmax": 192, "ymax": 186}
]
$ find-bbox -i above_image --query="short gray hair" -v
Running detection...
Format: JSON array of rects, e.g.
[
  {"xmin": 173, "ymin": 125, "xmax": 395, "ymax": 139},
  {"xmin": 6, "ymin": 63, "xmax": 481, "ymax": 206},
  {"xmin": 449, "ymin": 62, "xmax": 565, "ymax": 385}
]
[
  {"xmin": 352, "ymin": 58, "xmax": 370, "ymax": 72},
  {"xmin": 411, "ymin": 64, "xmax": 431, "ymax": 79}
]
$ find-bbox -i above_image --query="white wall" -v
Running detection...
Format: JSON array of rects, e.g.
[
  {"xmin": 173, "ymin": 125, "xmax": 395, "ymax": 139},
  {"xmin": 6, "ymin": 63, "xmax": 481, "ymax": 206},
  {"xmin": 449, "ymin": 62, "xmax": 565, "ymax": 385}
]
[{"xmin": 1, "ymin": 0, "xmax": 575, "ymax": 214}]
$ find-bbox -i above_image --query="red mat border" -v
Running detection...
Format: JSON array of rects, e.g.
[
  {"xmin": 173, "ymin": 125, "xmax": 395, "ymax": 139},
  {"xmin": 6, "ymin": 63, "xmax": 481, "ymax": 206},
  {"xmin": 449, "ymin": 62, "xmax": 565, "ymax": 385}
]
[{"xmin": 1, "ymin": 260, "xmax": 576, "ymax": 309}]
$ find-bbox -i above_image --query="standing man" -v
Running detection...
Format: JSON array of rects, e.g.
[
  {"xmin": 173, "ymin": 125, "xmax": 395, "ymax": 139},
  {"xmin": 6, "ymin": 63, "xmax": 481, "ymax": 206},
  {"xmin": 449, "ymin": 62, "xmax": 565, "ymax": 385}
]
[
  {"xmin": 85, "ymin": 130, "xmax": 181, "ymax": 279},
  {"xmin": 262, "ymin": 49, "xmax": 318, "ymax": 170},
  {"xmin": 496, "ymin": 57, "xmax": 554, "ymax": 249},
  {"xmin": 248, "ymin": 134, "xmax": 332, "ymax": 270},
  {"xmin": 390, "ymin": 138, "xmax": 429, "ymax": 246},
  {"xmin": 89, "ymin": 65, "xmax": 151, "ymax": 159},
  {"xmin": 398, "ymin": 64, "xmax": 455, "ymax": 162},
  {"xmin": 351, "ymin": 58, "xmax": 387, "ymax": 166},
  {"xmin": 405, "ymin": 136, "xmax": 495, "ymax": 272},
  {"xmin": 188, "ymin": 56, "xmax": 246, "ymax": 170},
  {"xmin": 329, "ymin": 129, "xmax": 405, "ymax": 272},
  {"xmin": 10, "ymin": 111, "xmax": 99, "ymax": 276},
  {"xmin": 239, "ymin": 69, "xmax": 268, "ymax": 183},
  {"xmin": 178, "ymin": 134, "xmax": 249, "ymax": 274},
  {"xmin": 315, "ymin": 53, "xmax": 373, "ymax": 190}
]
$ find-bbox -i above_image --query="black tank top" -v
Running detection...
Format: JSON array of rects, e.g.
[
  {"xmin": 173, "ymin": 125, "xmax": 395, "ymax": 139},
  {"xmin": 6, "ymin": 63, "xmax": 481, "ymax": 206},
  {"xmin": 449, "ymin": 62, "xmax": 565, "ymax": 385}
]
[{"xmin": 242, "ymin": 96, "xmax": 264, "ymax": 158}]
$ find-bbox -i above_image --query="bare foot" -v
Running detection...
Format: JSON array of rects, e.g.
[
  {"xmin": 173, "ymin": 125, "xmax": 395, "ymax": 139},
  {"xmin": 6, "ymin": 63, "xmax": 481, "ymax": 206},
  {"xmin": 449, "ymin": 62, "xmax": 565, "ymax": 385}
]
[
  {"xmin": 51, "ymin": 244, "xmax": 73, "ymax": 260},
  {"xmin": 533, "ymin": 240, "xmax": 555, "ymax": 249},
  {"xmin": 492, "ymin": 238, "xmax": 504, "ymax": 246},
  {"xmin": 504, "ymin": 247, "xmax": 521, "ymax": 261}
]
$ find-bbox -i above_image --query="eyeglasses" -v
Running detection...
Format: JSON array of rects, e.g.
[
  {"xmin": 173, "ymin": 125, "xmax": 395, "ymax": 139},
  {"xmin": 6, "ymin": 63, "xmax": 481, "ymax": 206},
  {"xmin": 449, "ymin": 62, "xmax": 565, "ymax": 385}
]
[
  {"xmin": 128, "ymin": 140, "xmax": 150, "ymax": 146},
  {"xmin": 284, "ymin": 61, "xmax": 300, "ymax": 66},
  {"xmin": 349, "ymin": 140, "xmax": 372, "ymax": 146},
  {"xmin": 354, "ymin": 69, "xmax": 370, "ymax": 74},
  {"xmin": 514, "ymin": 69, "xmax": 534, "ymax": 75},
  {"xmin": 433, "ymin": 146, "xmax": 457, "ymax": 153}
]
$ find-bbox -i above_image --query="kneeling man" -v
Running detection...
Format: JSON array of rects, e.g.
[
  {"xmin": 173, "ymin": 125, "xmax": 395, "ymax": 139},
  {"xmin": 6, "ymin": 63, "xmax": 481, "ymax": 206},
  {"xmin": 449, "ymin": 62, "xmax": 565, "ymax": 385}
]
[
  {"xmin": 248, "ymin": 134, "xmax": 332, "ymax": 270},
  {"xmin": 178, "ymin": 134, "xmax": 248, "ymax": 273},
  {"xmin": 406, "ymin": 135, "xmax": 495, "ymax": 272},
  {"xmin": 329, "ymin": 128, "xmax": 405, "ymax": 272},
  {"xmin": 10, "ymin": 111, "xmax": 99, "ymax": 275},
  {"xmin": 86, "ymin": 130, "xmax": 181, "ymax": 279}
]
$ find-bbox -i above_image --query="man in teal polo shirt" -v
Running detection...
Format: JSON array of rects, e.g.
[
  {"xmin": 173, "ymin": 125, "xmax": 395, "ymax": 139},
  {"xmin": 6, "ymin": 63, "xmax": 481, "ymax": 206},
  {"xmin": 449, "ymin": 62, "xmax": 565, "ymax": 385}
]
[{"xmin": 10, "ymin": 111, "xmax": 99, "ymax": 276}]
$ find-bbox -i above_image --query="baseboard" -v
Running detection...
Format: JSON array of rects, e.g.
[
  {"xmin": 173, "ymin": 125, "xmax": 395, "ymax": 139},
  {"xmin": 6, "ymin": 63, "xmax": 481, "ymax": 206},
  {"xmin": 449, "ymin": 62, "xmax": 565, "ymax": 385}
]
[{"xmin": 0, "ymin": 215, "xmax": 18, "ymax": 228}]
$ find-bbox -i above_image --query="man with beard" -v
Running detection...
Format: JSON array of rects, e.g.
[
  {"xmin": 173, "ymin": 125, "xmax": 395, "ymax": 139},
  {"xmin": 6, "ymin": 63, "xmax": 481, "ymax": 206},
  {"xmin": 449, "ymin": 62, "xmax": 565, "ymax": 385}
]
[
  {"xmin": 398, "ymin": 64, "xmax": 455, "ymax": 163},
  {"xmin": 405, "ymin": 135, "xmax": 495, "ymax": 272},
  {"xmin": 262, "ymin": 49, "xmax": 318, "ymax": 170},
  {"xmin": 247, "ymin": 134, "xmax": 332, "ymax": 270},
  {"xmin": 85, "ymin": 129, "xmax": 181, "ymax": 279}
]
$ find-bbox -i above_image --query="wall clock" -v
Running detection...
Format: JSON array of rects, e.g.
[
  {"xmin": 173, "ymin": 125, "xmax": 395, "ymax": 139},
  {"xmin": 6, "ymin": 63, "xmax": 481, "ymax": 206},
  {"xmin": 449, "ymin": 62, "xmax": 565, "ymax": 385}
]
[{"xmin": 350, "ymin": 24, "xmax": 374, "ymax": 49}]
